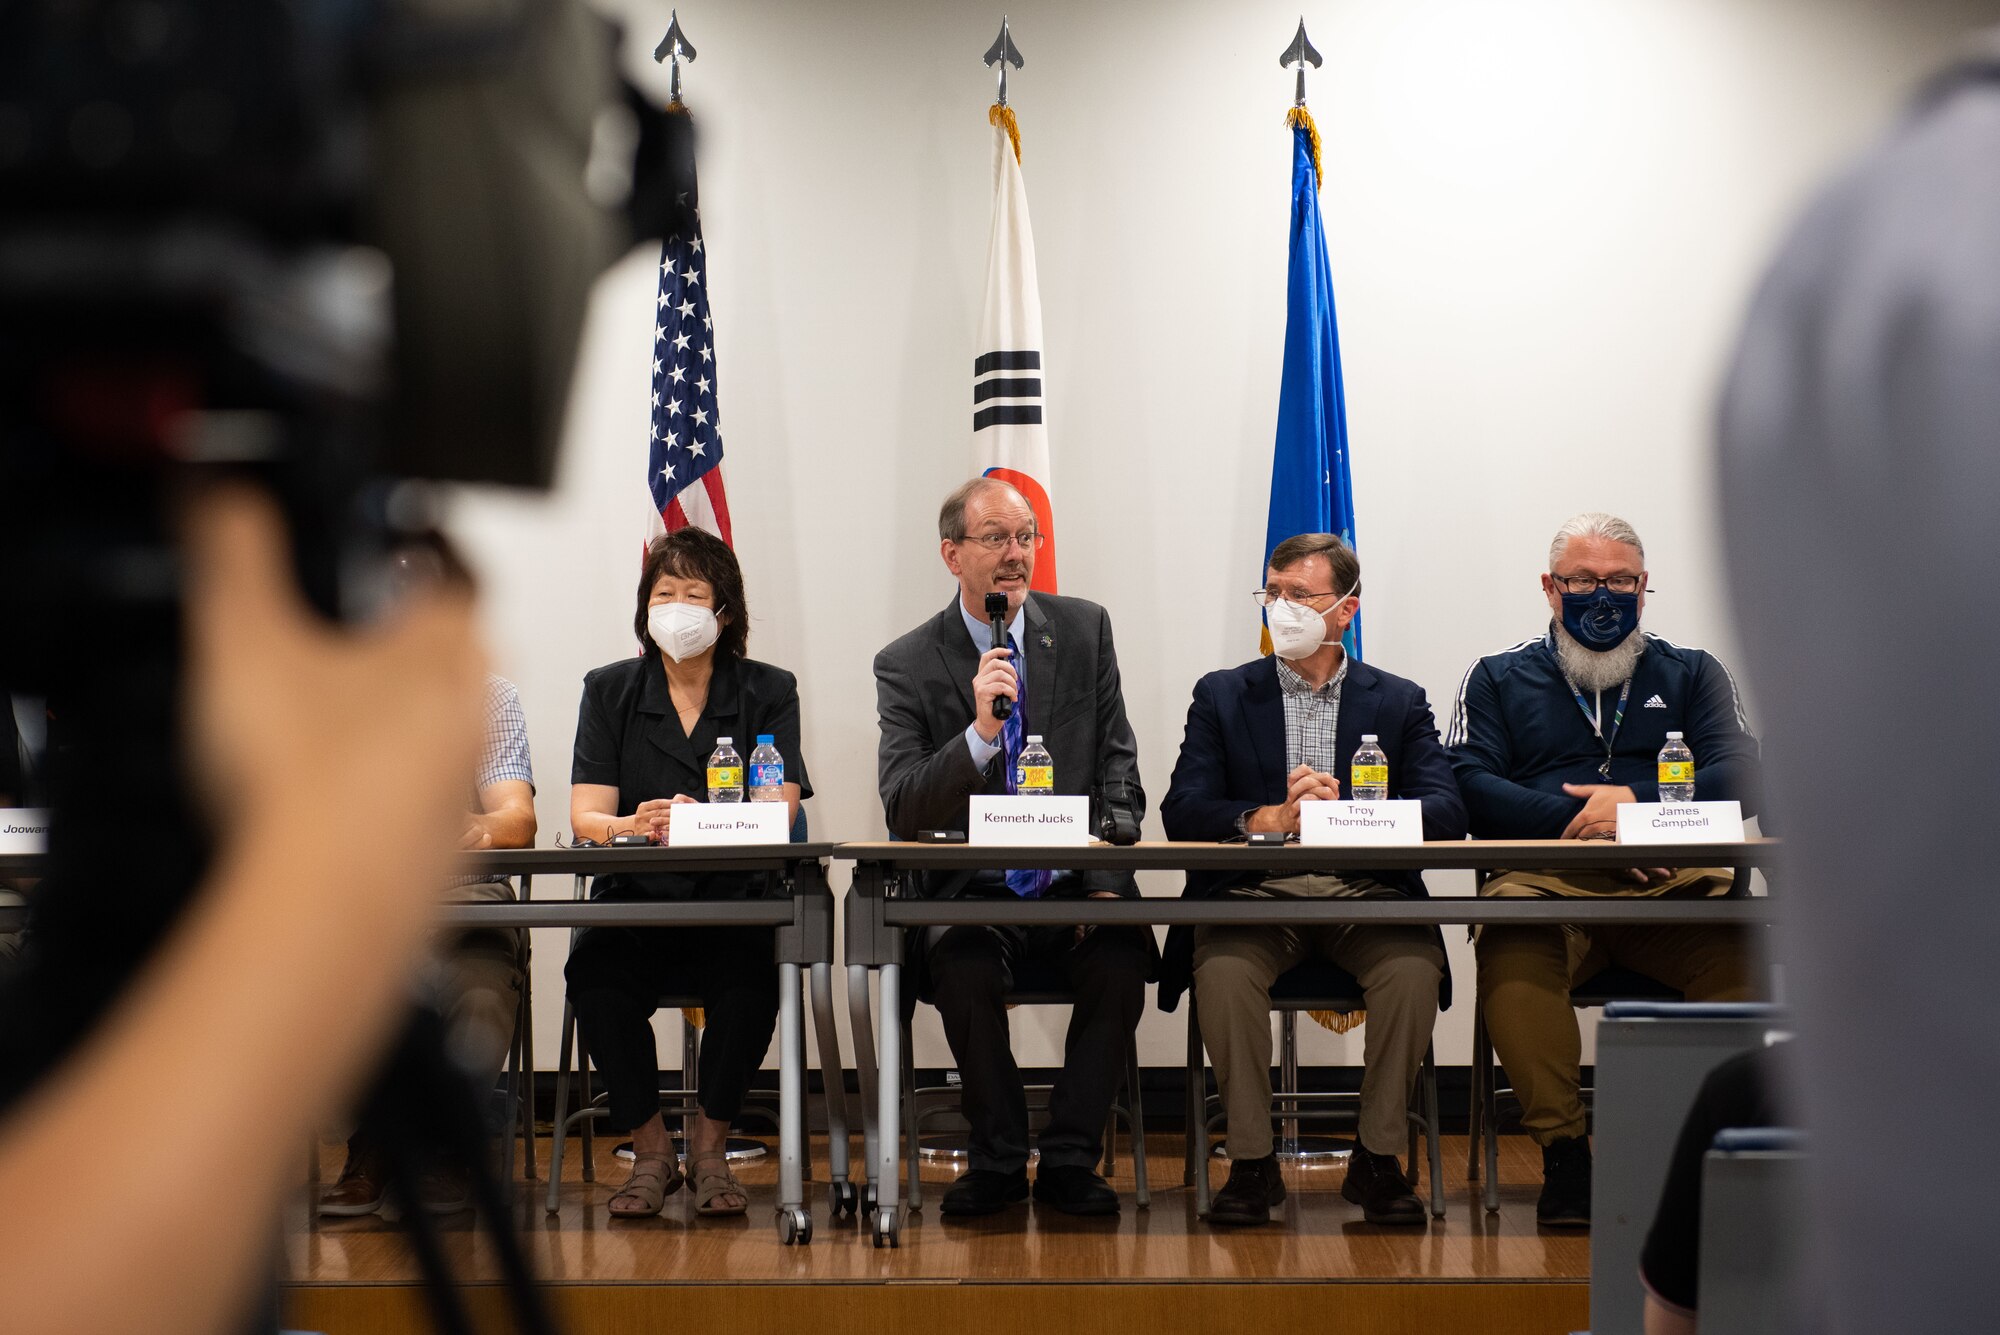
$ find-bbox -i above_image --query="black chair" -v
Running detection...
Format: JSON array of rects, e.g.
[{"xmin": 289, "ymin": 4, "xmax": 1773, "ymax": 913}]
[
  {"xmin": 1466, "ymin": 964, "xmax": 1683, "ymax": 1213},
  {"xmin": 900, "ymin": 954, "xmax": 1149, "ymax": 1211},
  {"xmin": 500, "ymin": 921, "xmax": 536, "ymax": 1182},
  {"xmin": 1184, "ymin": 958, "xmax": 1446, "ymax": 1220}
]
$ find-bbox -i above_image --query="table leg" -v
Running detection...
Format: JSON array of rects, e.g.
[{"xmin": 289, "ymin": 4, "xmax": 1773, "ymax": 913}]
[
  {"xmin": 775, "ymin": 961, "xmax": 811, "ymax": 1244},
  {"xmin": 873, "ymin": 961, "xmax": 902, "ymax": 1246}
]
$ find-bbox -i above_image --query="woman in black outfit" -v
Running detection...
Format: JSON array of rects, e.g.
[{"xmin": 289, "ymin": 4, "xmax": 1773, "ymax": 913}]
[{"xmin": 565, "ymin": 529, "xmax": 811, "ymax": 1219}]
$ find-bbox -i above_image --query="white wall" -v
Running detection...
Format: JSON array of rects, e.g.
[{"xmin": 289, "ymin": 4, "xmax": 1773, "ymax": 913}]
[{"xmin": 441, "ymin": 0, "xmax": 1996, "ymax": 1077}]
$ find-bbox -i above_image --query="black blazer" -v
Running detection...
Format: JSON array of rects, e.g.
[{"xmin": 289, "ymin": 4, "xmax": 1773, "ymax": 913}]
[
  {"xmin": 572, "ymin": 652, "xmax": 813, "ymax": 900},
  {"xmin": 872, "ymin": 591, "xmax": 1145, "ymax": 901},
  {"xmin": 1155, "ymin": 654, "xmax": 1466, "ymax": 1012}
]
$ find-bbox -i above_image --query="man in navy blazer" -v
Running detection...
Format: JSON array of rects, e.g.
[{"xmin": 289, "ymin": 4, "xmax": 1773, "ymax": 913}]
[{"xmin": 1161, "ymin": 533, "xmax": 1465, "ymax": 1227}]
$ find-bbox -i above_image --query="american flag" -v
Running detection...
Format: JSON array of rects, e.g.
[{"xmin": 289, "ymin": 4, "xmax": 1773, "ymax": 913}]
[{"xmin": 648, "ymin": 197, "xmax": 732, "ymax": 544}]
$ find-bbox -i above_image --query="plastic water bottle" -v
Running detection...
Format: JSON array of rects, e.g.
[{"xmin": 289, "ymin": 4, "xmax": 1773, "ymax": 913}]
[
  {"xmin": 1657, "ymin": 731, "xmax": 1695, "ymax": 802},
  {"xmin": 748, "ymin": 735, "xmax": 785, "ymax": 803},
  {"xmin": 1015, "ymin": 735, "xmax": 1054, "ymax": 793},
  {"xmin": 1351, "ymin": 734, "xmax": 1389, "ymax": 801},
  {"xmin": 706, "ymin": 737, "xmax": 744, "ymax": 803}
]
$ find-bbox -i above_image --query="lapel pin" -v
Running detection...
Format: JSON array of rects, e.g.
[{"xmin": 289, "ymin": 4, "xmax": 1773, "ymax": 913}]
[{"xmin": 1039, "ymin": 632, "xmax": 1053, "ymax": 649}]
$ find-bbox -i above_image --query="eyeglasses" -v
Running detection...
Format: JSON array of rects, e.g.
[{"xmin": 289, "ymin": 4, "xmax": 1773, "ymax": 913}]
[
  {"xmin": 960, "ymin": 530, "xmax": 1045, "ymax": 553},
  {"xmin": 1550, "ymin": 574, "xmax": 1646, "ymax": 595},
  {"xmin": 1251, "ymin": 588, "xmax": 1343, "ymax": 609}
]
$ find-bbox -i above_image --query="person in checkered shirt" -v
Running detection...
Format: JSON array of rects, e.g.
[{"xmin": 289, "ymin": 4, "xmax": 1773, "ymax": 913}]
[{"xmin": 318, "ymin": 592, "xmax": 537, "ymax": 1218}]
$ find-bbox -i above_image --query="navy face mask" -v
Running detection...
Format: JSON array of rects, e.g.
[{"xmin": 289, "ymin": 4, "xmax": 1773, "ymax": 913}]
[{"xmin": 1559, "ymin": 588, "xmax": 1640, "ymax": 650}]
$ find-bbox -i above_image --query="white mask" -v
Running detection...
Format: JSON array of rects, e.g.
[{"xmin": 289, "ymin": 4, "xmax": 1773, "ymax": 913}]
[
  {"xmin": 1266, "ymin": 583, "xmax": 1355, "ymax": 661},
  {"xmin": 649, "ymin": 602, "xmax": 722, "ymax": 662}
]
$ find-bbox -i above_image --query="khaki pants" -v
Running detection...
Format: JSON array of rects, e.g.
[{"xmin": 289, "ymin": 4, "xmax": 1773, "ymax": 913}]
[
  {"xmin": 1476, "ymin": 867, "xmax": 1761, "ymax": 1145},
  {"xmin": 1194, "ymin": 905, "xmax": 1443, "ymax": 1160},
  {"xmin": 432, "ymin": 881, "xmax": 528, "ymax": 1093}
]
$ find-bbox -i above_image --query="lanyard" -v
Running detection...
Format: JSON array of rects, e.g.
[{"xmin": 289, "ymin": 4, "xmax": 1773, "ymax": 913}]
[{"xmin": 1562, "ymin": 673, "xmax": 1632, "ymax": 780}]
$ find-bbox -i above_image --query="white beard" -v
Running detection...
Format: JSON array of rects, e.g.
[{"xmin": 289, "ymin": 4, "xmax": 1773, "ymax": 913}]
[{"xmin": 1553, "ymin": 621, "xmax": 1646, "ymax": 693}]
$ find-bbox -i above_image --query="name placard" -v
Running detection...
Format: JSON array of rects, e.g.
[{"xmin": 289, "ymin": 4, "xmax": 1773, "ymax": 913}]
[
  {"xmin": 0, "ymin": 809, "xmax": 50, "ymax": 854},
  {"xmin": 1615, "ymin": 800, "xmax": 1745, "ymax": 844},
  {"xmin": 1297, "ymin": 799, "xmax": 1425, "ymax": 846},
  {"xmin": 969, "ymin": 795, "xmax": 1092, "ymax": 847},
  {"xmin": 668, "ymin": 802, "xmax": 791, "ymax": 846}
]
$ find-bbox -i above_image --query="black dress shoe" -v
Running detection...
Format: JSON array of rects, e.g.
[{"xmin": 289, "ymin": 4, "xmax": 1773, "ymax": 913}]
[
  {"xmin": 1340, "ymin": 1146, "xmax": 1427, "ymax": 1225},
  {"xmin": 940, "ymin": 1168, "xmax": 1029, "ymax": 1217},
  {"xmin": 1536, "ymin": 1134, "xmax": 1592, "ymax": 1227},
  {"xmin": 1032, "ymin": 1164, "xmax": 1120, "ymax": 1216},
  {"xmin": 1207, "ymin": 1152, "xmax": 1286, "ymax": 1226}
]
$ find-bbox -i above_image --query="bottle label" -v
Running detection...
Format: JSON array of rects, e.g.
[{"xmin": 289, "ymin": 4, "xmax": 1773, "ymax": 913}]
[
  {"xmin": 1351, "ymin": 764, "xmax": 1388, "ymax": 792},
  {"xmin": 707, "ymin": 766, "xmax": 742, "ymax": 789},
  {"xmin": 1658, "ymin": 761, "xmax": 1693, "ymax": 785},
  {"xmin": 1016, "ymin": 766, "xmax": 1054, "ymax": 791},
  {"xmin": 749, "ymin": 763, "xmax": 783, "ymax": 790}
]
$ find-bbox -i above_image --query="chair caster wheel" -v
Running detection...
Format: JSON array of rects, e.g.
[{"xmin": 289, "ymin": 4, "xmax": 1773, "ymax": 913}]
[{"xmin": 830, "ymin": 1180, "xmax": 858, "ymax": 1220}]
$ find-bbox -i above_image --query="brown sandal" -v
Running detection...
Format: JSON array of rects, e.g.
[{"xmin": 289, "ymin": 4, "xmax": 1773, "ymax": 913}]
[
  {"xmin": 607, "ymin": 1151, "xmax": 683, "ymax": 1218},
  {"xmin": 689, "ymin": 1151, "xmax": 748, "ymax": 1217}
]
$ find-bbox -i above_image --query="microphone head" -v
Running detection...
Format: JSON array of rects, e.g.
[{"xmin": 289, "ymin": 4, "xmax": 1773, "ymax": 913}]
[{"xmin": 984, "ymin": 592, "xmax": 1010, "ymax": 619}]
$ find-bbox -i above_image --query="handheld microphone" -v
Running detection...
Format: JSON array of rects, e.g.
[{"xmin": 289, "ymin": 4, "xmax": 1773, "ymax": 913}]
[{"xmin": 984, "ymin": 591, "xmax": 1014, "ymax": 721}]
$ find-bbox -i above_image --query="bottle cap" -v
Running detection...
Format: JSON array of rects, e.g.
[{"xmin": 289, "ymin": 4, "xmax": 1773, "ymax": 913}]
[
  {"xmin": 716, "ymin": 736, "xmax": 732, "ymax": 745},
  {"xmin": 756, "ymin": 734, "xmax": 775, "ymax": 745},
  {"xmin": 1361, "ymin": 734, "xmax": 1378, "ymax": 743},
  {"xmin": 1026, "ymin": 735, "xmax": 1043, "ymax": 743},
  {"xmin": 1665, "ymin": 731, "xmax": 1682, "ymax": 739}
]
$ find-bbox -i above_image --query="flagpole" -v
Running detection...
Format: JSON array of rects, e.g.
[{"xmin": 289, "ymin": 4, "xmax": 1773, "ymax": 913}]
[
  {"xmin": 654, "ymin": 10, "xmax": 697, "ymax": 108},
  {"xmin": 984, "ymin": 16, "xmax": 1023, "ymax": 109},
  {"xmin": 1279, "ymin": 18, "xmax": 1324, "ymax": 188},
  {"xmin": 1267, "ymin": 25, "xmax": 1365, "ymax": 1160}
]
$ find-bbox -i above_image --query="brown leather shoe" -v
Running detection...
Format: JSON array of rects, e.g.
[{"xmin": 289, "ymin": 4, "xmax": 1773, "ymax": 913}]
[
  {"xmin": 319, "ymin": 1148, "xmax": 386, "ymax": 1217},
  {"xmin": 418, "ymin": 1166, "xmax": 471, "ymax": 1214}
]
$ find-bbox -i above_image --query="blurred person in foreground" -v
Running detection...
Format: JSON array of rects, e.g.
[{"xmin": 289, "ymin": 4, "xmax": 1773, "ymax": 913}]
[
  {"xmin": 565, "ymin": 528, "xmax": 809, "ymax": 1220},
  {"xmin": 1716, "ymin": 32, "xmax": 2000, "ymax": 1332},
  {"xmin": 318, "ymin": 548, "xmax": 537, "ymax": 1218},
  {"xmin": 0, "ymin": 488, "xmax": 485, "ymax": 1334}
]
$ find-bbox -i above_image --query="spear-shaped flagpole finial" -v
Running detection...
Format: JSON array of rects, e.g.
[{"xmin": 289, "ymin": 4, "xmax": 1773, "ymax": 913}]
[
  {"xmin": 984, "ymin": 16, "xmax": 1025, "ymax": 108},
  {"xmin": 1279, "ymin": 17, "xmax": 1322, "ymax": 108},
  {"xmin": 654, "ymin": 9, "xmax": 697, "ymax": 106}
]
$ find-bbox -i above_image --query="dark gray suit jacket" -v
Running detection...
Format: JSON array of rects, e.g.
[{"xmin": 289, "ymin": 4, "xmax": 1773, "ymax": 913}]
[{"xmin": 873, "ymin": 590, "xmax": 1145, "ymax": 899}]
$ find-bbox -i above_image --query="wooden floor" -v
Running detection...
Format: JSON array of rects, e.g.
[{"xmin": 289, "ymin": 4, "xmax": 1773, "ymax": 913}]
[{"xmin": 286, "ymin": 1132, "xmax": 1589, "ymax": 1333}]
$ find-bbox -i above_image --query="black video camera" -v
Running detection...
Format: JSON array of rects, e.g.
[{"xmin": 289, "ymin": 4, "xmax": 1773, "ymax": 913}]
[{"xmin": 0, "ymin": 4, "xmax": 694, "ymax": 1329}]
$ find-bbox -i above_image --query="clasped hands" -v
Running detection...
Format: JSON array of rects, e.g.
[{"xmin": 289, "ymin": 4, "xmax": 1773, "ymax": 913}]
[
  {"xmin": 1244, "ymin": 764, "xmax": 1342, "ymax": 836},
  {"xmin": 629, "ymin": 794, "xmax": 701, "ymax": 844},
  {"xmin": 1561, "ymin": 782, "xmax": 1674, "ymax": 886}
]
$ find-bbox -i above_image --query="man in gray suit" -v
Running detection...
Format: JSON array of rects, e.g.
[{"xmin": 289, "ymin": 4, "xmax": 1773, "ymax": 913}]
[{"xmin": 874, "ymin": 476, "xmax": 1152, "ymax": 1219}]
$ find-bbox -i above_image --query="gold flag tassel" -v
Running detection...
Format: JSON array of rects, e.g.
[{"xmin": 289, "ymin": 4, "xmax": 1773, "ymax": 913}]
[
  {"xmin": 1308, "ymin": 1008, "xmax": 1365, "ymax": 1034},
  {"xmin": 1286, "ymin": 104, "xmax": 1324, "ymax": 192},
  {"xmin": 991, "ymin": 103, "xmax": 1022, "ymax": 164},
  {"xmin": 681, "ymin": 1007, "xmax": 705, "ymax": 1029}
]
